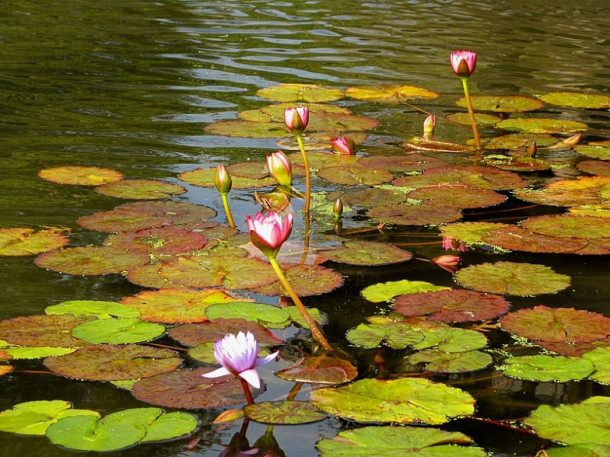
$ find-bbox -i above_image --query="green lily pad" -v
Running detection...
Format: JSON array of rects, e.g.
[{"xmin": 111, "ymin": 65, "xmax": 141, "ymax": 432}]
[
  {"xmin": 317, "ymin": 425, "xmax": 486, "ymax": 457},
  {"xmin": 34, "ymin": 245, "xmax": 150, "ymax": 275},
  {"xmin": 520, "ymin": 214, "xmax": 610, "ymax": 239},
  {"xmin": 45, "ymin": 300, "xmax": 140, "ymax": 319},
  {"xmin": 311, "ymin": 378, "xmax": 475, "ymax": 424},
  {"xmin": 439, "ymin": 221, "xmax": 513, "ymax": 245},
  {"xmin": 4, "ymin": 346, "xmax": 77, "ymax": 359},
  {"xmin": 514, "ymin": 176, "xmax": 610, "ymax": 207},
  {"xmin": 547, "ymin": 444, "xmax": 610, "ymax": 457},
  {"xmin": 132, "ymin": 368, "xmax": 253, "ymax": 409},
  {"xmin": 357, "ymin": 154, "xmax": 447, "ymax": 173},
  {"xmin": 327, "ymin": 187, "xmax": 406, "ymax": 207},
  {"xmin": 578, "ymin": 160, "xmax": 610, "ymax": 177},
  {"xmin": 484, "ymin": 155, "xmax": 552, "ymax": 172},
  {"xmin": 288, "ymin": 150, "xmax": 361, "ymax": 170},
  {"xmin": 362, "ymin": 279, "xmax": 449, "ymax": 303},
  {"xmin": 502, "ymin": 354, "xmax": 595, "ymax": 382},
  {"xmin": 402, "ymin": 137, "xmax": 474, "ymax": 153},
  {"xmin": 0, "ymin": 227, "xmax": 69, "ymax": 256},
  {"xmin": 95, "ymin": 179, "xmax": 186, "ymax": 200},
  {"xmin": 317, "ymin": 164, "xmax": 393, "ymax": 186},
  {"xmin": 320, "ymin": 240, "xmax": 412, "ymax": 266},
  {"xmin": 346, "ymin": 321, "xmax": 425, "ymax": 349},
  {"xmin": 481, "ymin": 225, "xmax": 590, "ymax": 254},
  {"xmin": 408, "ymin": 349, "xmax": 493, "ymax": 373},
  {"xmin": 168, "ymin": 318, "xmax": 282, "ymax": 347},
  {"xmin": 405, "ymin": 185, "xmax": 506, "ymax": 209},
  {"xmin": 310, "ymin": 109, "xmax": 380, "ymax": 134},
  {"xmin": 251, "ymin": 264, "xmax": 344, "ymax": 297},
  {"xmin": 178, "ymin": 166, "xmax": 276, "ymax": 188},
  {"xmin": 44, "ymin": 344, "xmax": 182, "ymax": 381},
  {"xmin": 0, "ymin": 314, "xmax": 91, "ymax": 347},
  {"xmin": 583, "ymin": 346, "xmax": 610, "ymax": 384},
  {"xmin": 119, "ymin": 288, "xmax": 240, "ymax": 324},
  {"xmin": 446, "ymin": 112, "xmax": 502, "ymax": 125},
  {"xmin": 575, "ymin": 144, "xmax": 610, "ymax": 161},
  {"xmin": 140, "ymin": 410, "xmax": 199, "ymax": 443},
  {"xmin": 455, "ymin": 261, "xmax": 571, "ymax": 296},
  {"xmin": 538, "ymin": 92, "xmax": 610, "ymax": 109},
  {"xmin": 205, "ymin": 302, "xmax": 290, "ymax": 327},
  {"xmin": 345, "ymin": 85, "xmax": 440, "ymax": 101},
  {"xmin": 523, "ymin": 396, "xmax": 610, "ymax": 446},
  {"xmin": 204, "ymin": 120, "xmax": 290, "ymax": 138},
  {"xmin": 244, "ymin": 401, "xmax": 326, "ymax": 425},
  {"xmin": 276, "ymin": 356, "xmax": 358, "ymax": 385},
  {"xmin": 484, "ymin": 133, "xmax": 559, "ymax": 150},
  {"xmin": 366, "ymin": 204, "xmax": 463, "ymax": 226},
  {"xmin": 496, "ymin": 118, "xmax": 588, "ymax": 134},
  {"xmin": 411, "ymin": 326, "xmax": 488, "ymax": 352},
  {"xmin": 0, "ymin": 400, "xmax": 99, "ymax": 436},
  {"xmin": 394, "ymin": 289, "xmax": 511, "ymax": 322},
  {"xmin": 455, "ymin": 95, "xmax": 544, "ymax": 113},
  {"xmin": 104, "ymin": 226, "xmax": 208, "ymax": 256},
  {"xmin": 38, "ymin": 166, "xmax": 124, "ymax": 186},
  {"xmin": 256, "ymin": 84, "xmax": 343, "ymax": 102},
  {"xmin": 71, "ymin": 317, "xmax": 165, "ymax": 344}
]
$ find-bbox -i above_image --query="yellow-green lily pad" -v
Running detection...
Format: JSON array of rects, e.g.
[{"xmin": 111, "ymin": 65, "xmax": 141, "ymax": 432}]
[
  {"xmin": 256, "ymin": 83, "xmax": 344, "ymax": 102},
  {"xmin": 95, "ymin": 179, "xmax": 186, "ymax": 200},
  {"xmin": 0, "ymin": 227, "xmax": 69, "ymax": 256},
  {"xmin": 38, "ymin": 166, "xmax": 124, "ymax": 186},
  {"xmin": 345, "ymin": 84, "xmax": 440, "ymax": 101},
  {"xmin": 496, "ymin": 118, "xmax": 588, "ymax": 134},
  {"xmin": 455, "ymin": 95, "xmax": 543, "ymax": 113},
  {"xmin": 538, "ymin": 92, "xmax": 610, "ymax": 109}
]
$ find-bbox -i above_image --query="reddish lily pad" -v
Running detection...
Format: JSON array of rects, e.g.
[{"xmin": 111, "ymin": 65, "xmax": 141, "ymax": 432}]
[
  {"xmin": 366, "ymin": 204, "xmax": 463, "ymax": 226},
  {"xmin": 484, "ymin": 133, "xmax": 559, "ymax": 150},
  {"xmin": 132, "ymin": 368, "xmax": 253, "ymax": 408},
  {"xmin": 358, "ymin": 154, "xmax": 447, "ymax": 173},
  {"xmin": 538, "ymin": 92, "xmax": 610, "ymax": 109},
  {"xmin": 496, "ymin": 118, "xmax": 588, "ymax": 134},
  {"xmin": 345, "ymin": 85, "xmax": 440, "ymax": 101},
  {"xmin": 120, "ymin": 289, "xmax": 241, "ymax": 324},
  {"xmin": 244, "ymin": 401, "xmax": 326, "ymax": 425},
  {"xmin": 252, "ymin": 264, "xmax": 344, "ymax": 297},
  {"xmin": 578, "ymin": 160, "xmax": 610, "ymax": 177},
  {"xmin": 394, "ymin": 289, "xmax": 510, "ymax": 322},
  {"xmin": 276, "ymin": 356, "xmax": 358, "ymax": 385},
  {"xmin": 95, "ymin": 179, "xmax": 186, "ymax": 200},
  {"xmin": 326, "ymin": 187, "xmax": 406, "ymax": 207},
  {"xmin": 256, "ymin": 84, "xmax": 343, "ymax": 102},
  {"xmin": 482, "ymin": 225, "xmax": 590, "ymax": 253},
  {"xmin": 402, "ymin": 138, "xmax": 474, "ymax": 153},
  {"xmin": 317, "ymin": 164, "xmax": 393, "ymax": 186},
  {"xmin": 0, "ymin": 314, "xmax": 91, "ymax": 347},
  {"xmin": 575, "ymin": 144, "xmax": 610, "ymax": 161},
  {"xmin": 455, "ymin": 95, "xmax": 543, "ymax": 113},
  {"xmin": 456, "ymin": 261, "xmax": 571, "ymax": 296},
  {"xmin": 0, "ymin": 227, "xmax": 69, "ymax": 256},
  {"xmin": 446, "ymin": 112, "xmax": 502, "ymax": 125},
  {"xmin": 484, "ymin": 155, "xmax": 552, "ymax": 172},
  {"xmin": 125, "ymin": 262, "xmax": 189, "ymax": 289},
  {"xmin": 520, "ymin": 214, "xmax": 610, "ymax": 239},
  {"xmin": 320, "ymin": 240, "xmax": 412, "ymax": 266},
  {"xmin": 168, "ymin": 318, "xmax": 282, "ymax": 347},
  {"xmin": 104, "ymin": 226, "xmax": 207, "ymax": 256},
  {"xmin": 408, "ymin": 349, "xmax": 493, "ymax": 374},
  {"xmin": 77, "ymin": 209, "xmax": 174, "ymax": 233},
  {"xmin": 44, "ymin": 344, "xmax": 182, "ymax": 381},
  {"xmin": 439, "ymin": 221, "xmax": 514, "ymax": 245},
  {"xmin": 405, "ymin": 185, "xmax": 506, "ymax": 209},
  {"xmin": 0, "ymin": 365, "xmax": 13, "ymax": 377},
  {"xmin": 513, "ymin": 178, "xmax": 610, "ymax": 207},
  {"xmin": 178, "ymin": 167, "xmax": 276, "ymax": 189},
  {"xmin": 308, "ymin": 111, "xmax": 380, "ymax": 133},
  {"xmin": 34, "ymin": 246, "xmax": 150, "ymax": 275},
  {"xmin": 117, "ymin": 200, "xmax": 217, "ymax": 224},
  {"xmin": 38, "ymin": 166, "xmax": 124, "ymax": 186},
  {"xmin": 204, "ymin": 120, "xmax": 289, "ymax": 138}
]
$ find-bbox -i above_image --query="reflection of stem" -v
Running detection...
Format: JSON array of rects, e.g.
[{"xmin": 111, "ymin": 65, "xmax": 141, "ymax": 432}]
[
  {"xmin": 296, "ymin": 134, "xmax": 311, "ymax": 215},
  {"xmin": 460, "ymin": 77, "xmax": 482, "ymax": 151},
  {"xmin": 239, "ymin": 378, "xmax": 255, "ymax": 405},
  {"xmin": 221, "ymin": 193, "xmax": 236, "ymax": 228},
  {"xmin": 268, "ymin": 257, "xmax": 332, "ymax": 351},
  {"xmin": 300, "ymin": 213, "xmax": 310, "ymax": 264}
]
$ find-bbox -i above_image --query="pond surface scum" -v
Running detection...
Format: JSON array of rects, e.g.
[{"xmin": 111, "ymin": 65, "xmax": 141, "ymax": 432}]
[{"xmin": 1, "ymin": 1, "xmax": 609, "ymax": 456}]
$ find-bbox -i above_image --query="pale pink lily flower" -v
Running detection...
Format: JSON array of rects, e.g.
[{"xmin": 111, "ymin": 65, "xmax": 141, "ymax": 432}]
[
  {"xmin": 450, "ymin": 50, "xmax": 477, "ymax": 77},
  {"xmin": 202, "ymin": 331, "xmax": 279, "ymax": 389},
  {"xmin": 266, "ymin": 150, "xmax": 292, "ymax": 187},
  {"xmin": 331, "ymin": 136, "xmax": 355, "ymax": 155},
  {"xmin": 284, "ymin": 107, "xmax": 309, "ymax": 134},
  {"xmin": 246, "ymin": 210, "xmax": 293, "ymax": 259}
]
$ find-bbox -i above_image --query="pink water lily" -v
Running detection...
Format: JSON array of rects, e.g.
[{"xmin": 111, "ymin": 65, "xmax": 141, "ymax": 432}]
[
  {"xmin": 433, "ymin": 254, "xmax": 462, "ymax": 274},
  {"xmin": 450, "ymin": 50, "xmax": 477, "ymax": 77},
  {"xmin": 247, "ymin": 210, "xmax": 293, "ymax": 259},
  {"xmin": 331, "ymin": 136, "xmax": 355, "ymax": 155},
  {"xmin": 202, "ymin": 331, "xmax": 279, "ymax": 389},
  {"xmin": 284, "ymin": 106, "xmax": 309, "ymax": 134},
  {"xmin": 214, "ymin": 164, "xmax": 232, "ymax": 195},
  {"xmin": 266, "ymin": 150, "xmax": 292, "ymax": 187}
]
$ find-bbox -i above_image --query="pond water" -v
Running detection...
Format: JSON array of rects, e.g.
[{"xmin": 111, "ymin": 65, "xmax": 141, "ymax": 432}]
[{"xmin": 1, "ymin": 0, "xmax": 609, "ymax": 456}]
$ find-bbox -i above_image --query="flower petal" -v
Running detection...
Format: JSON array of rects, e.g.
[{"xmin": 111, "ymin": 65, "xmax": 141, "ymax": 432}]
[
  {"xmin": 239, "ymin": 369, "xmax": 261, "ymax": 389},
  {"xmin": 202, "ymin": 367, "xmax": 231, "ymax": 379},
  {"xmin": 254, "ymin": 350, "xmax": 279, "ymax": 368}
]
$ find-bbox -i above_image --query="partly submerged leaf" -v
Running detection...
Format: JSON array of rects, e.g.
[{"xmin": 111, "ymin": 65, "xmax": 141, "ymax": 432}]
[
  {"xmin": 276, "ymin": 356, "xmax": 358, "ymax": 385},
  {"xmin": 244, "ymin": 401, "xmax": 326, "ymax": 425},
  {"xmin": 366, "ymin": 204, "xmax": 463, "ymax": 226},
  {"xmin": 583, "ymin": 346, "xmax": 610, "ymax": 384},
  {"xmin": 362, "ymin": 280, "xmax": 449, "ymax": 303}
]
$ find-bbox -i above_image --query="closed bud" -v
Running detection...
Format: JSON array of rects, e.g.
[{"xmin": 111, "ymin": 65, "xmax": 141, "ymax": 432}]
[
  {"xmin": 331, "ymin": 136, "xmax": 355, "ymax": 155},
  {"xmin": 284, "ymin": 107, "xmax": 309, "ymax": 134},
  {"xmin": 214, "ymin": 164, "xmax": 232, "ymax": 195},
  {"xmin": 423, "ymin": 115, "xmax": 436, "ymax": 137},
  {"xmin": 266, "ymin": 150, "xmax": 292, "ymax": 187},
  {"xmin": 450, "ymin": 50, "xmax": 477, "ymax": 77},
  {"xmin": 333, "ymin": 198, "xmax": 343, "ymax": 219},
  {"xmin": 526, "ymin": 141, "xmax": 537, "ymax": 157}
]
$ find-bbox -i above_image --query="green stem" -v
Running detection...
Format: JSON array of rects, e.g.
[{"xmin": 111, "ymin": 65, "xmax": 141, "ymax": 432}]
[
  {"xmin": 221, "ymin": 193, "xmax": 236, "ymax": 228},
  {"xmin": 239, "ymin": 377, "xmax": 255, "ymax": 405},
  {"xmin": 296, "ymin": 134, "xmax": 311, "ymax": 215},
  {"xmin": 268, "ymin": 257, "xmax": 332, "ymax": 351},
  {"xmin": 460, "ymin": 77, "xmax": 482, "ymax": 150}
]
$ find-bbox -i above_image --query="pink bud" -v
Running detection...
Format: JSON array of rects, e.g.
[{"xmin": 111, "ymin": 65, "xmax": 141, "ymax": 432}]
[
  {"xmin": 266, "ymin": 151, "xmax": 292, "ymax": 187},
  {"xmin": 214, "ymin": 164, "xmax": 232, "ymax": 195},
  {"xmin": 450, "ymin": 50, "xmax": 477, "ymax": 77},
  {"xmin": 246, "ymin": 210, "xmax": 293, "ymax": 259},
  {"xmin": 433, "ymin": 255, "xmax": 462, "ymax": 274},
  {"xmin": 284, "ymin": 107, "xmax": 309, "ymax": 134},
  {"xmin": 331, "ymin": 136, "xmax": 355, "ymax": 155}
]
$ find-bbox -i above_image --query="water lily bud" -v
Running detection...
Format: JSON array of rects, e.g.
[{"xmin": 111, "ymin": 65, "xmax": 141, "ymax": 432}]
[
  {"xmin": 284, "ymin": 107, "xmax": 309, "ymax": 134},
  {"xmin": 527, "ymin": 141, "xmax": 537, "ymax": 157},
  {"xmin": 423, "ymin": 115, "xmax": 436, "ymax": 136},
  {"xmin": 214, "ymin": 164, "xmax": 232, "ymax": 195},
  {"xmin": 333, "ymin": 197, "xmax": 343, "ymax": 220},
  {"xmin": 331, "ymin": 136, "xmax": 355, "ymax": 155},
  {"xmin": 266, "ymin": 150, "xmax": 292, "ymax": 187},
  {"xmin": 433, "ymin": 255, "xmax": 462, "ymax": 274},
  {"xmin": 450, "ymin": 50, "xmax": 477, "ymax": 77}
]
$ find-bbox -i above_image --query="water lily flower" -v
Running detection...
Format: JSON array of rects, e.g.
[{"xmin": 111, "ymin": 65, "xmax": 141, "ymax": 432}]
[
  {"xmin": 202, "ymin": 331, "xmax": 279, "ymax": 390},
  {"xmin": 284, "ymin": 107, "xmax": 309, "ymax": 134},
  {"xmin": 214, "ymin": 164, "xmax": 232, "ymax": 195},
  {"xmin": 450, "ymin": 50, "xmax": 477, "ymax": 77},
  {"xmin": 331, "ymin": 136, "xmax": 355, "ymax": 155},
  {"xmin": 267, "ymin": 150, "xmax": 292, "ymax": 187},
  {"xmin": 433, "ymin": 254, "xmax": 462, "ymax": 274},
  {"xmin": 247, "ymin": 210, "xmax": 293, "ymax": 259},
  {"xmin": 442, "ymin": 236, "xmax": 468, "ymax": 252}
]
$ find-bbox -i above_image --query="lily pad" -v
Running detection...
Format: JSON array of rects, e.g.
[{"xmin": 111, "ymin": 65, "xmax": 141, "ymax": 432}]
[
  {"xmin": 204, "ymin": 302, "xmax": 290, "ymax": 327},
  {"xmin": 408, "ymin": 349, "xmax": 493, "ymax": 373},
  {"xmin": 446, "ymin": 112, "xmax": 502, "ymax": 125},
  {"xmin": 317, "ymin": 164, "xmax": 393, "ymax": 186},
  {"xmin": 45, "ymin": 300, "xmax": 140, "ymax": 319},
  {"xmin": 256, "ymin": 84, "xmax": 343, "ymax": 102},
  {"xmin": 95, "ymin": 179, "xmax": 186, "ymax": 200},
  {"xmin": 71, "ymin": 317, "xmax": 166, "ymax": 344},
  {"xmin": 484, "ymin": 133, "xmax": 559, "ymax": 150},
  {"xmin": 411, "ymin": 326, "xmax": 488, "ymax": 353},
  {"xmin": 244, "ymin": 401, "xmax": 326, "ymax": 425},
  {"xmin": 402, "ymin": 137, "xmax": 474, "ymax": 153},
  {"xmin": 0, "ymin": 228, "xmax": 69, "ymax": 256},
  {"xmin": 252, "ymin": 263, "xmax": 344, "ymax": 297},
  {"xmin": 523, "ymin": 396, "xmax": 610, "ymax": 446},
  {"xmin": 326, "ymin": 187, "xmax": 406, "ymax": 207},
  {"xmin": 320, "ymin": 240, "xmax": 412, "ymax": 266},
  {"xmin": 366, "ymin": 204, "xmax": 463, "ymax": 226},
  {"xmin": 311, "ymin": 378, "xmax": 475, "ymax": 424},
  {"xmin": 496, "ymin": 118, "xmax": 588, "ymax": 134},
  {"xmin": 578, "ymin": 159, "xmax": 610, "ymax": 177},
  {"xmin": 38, "ymin": 166, "xmax": 124, "ymax": 186},
  {"xmin": 405, "ymin": 185, "xmax": 506, "ymax": 209},
  {"xmin": 482, "ymin": 225, "xmax": 590, "ymax": 254},
  {"xmin": 204, "ymin": 120, "xmax": 289, "ymax": 138},
  {"xmin": 317, "ymin": 426, "xmax": 486, "ymax": 457},
  {"xmin": 575, "ymin": 144, "xmax": 610, "ymax": 161},
  {"xmin": 547, "ymin": 444, "xmax": 610, "ymax": 457},
  {"xmin": 345, "ymin": 85, "xmax": 440, "ymax": 101},
  {"xmin": 178, "ymin": 167, "xmax": 276, "ymax": 189},
  {"xmin": 520, "ymin": 214, "xmax": 610, "ymax": 239},
  {"xmin": 513, "ymin": 176, "xmax": 610, "ymax": 207},
  {"xmin": 34, "ymin": 245, "xmax": 150, "ymax": 275},
  {"xmin": 455, "ymin": 261, "xmax": 571, "ymax": 296},
  {"xmin": 168, "ymin": 318, "xmax": 282, "ymax": 347},
  {"xmin": 0, "ymin": 314, "xmax": 91, "ymax": 347},
  {"xmin": 104, "ymin": 226, "xmax": 208, "ymax": 256},
  {"xmin": 362, "ymin": 279, "xmax": 449, "ymax": 303},
  {"xmin": 3, "ymin": 346, "xmax": 77, "ymax": 360},
  {"xmin": 538, "ymin": 92, "xmax": 610, "ymax": 109},
  {"xmin": 502, "ymin": 354, "xmax": 595, "ymax": 382},
  {"xmin": 276, "ymin": 356, "xmax": 358, "ymax": 385},
  {"xmin": 77, "ymin": 209, "xmax": 174, "ymax": 233},
  {"xmin": 394, "ymin": 289, "xmax": 511, "ymax": 322},
  {"xmin": 117, "ymin": 200, "xmax": 217, "ymax": 224},
  {"xmin": 44, "ymin": 344, "xmax": 182, "ymax": 381},
  {"xmin": 484, "ymin": 155, "xmax": 552, "ymax": 172},
  {"xmin": 0, "ymin": 400, "xmax": 99, "ymax": 436},
  {"xmin": 455, "ymin": 95, "xmax": 544, "ymax": 113},
  {"xmin": 357, "ymin": 154, "xmax": 446, "ymax": 173},
  {"xmin": 583, "ymin": 346, "xmax": 610, "ymax": 384},
  {"xmin": 439, "ymin": 221, "xmax": 513, "ymax": 245},
  {"xmin": 346, "ymin": 321, "xmax": 425, "ymax": 349}
]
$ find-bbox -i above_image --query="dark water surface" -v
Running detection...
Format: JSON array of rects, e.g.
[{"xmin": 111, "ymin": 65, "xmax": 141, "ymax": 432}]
[{"xmin": 1, "ymin": 1, "xmax": 609, "ymax": 455}]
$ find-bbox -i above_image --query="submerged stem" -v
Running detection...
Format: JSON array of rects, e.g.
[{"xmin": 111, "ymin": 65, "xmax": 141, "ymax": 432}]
[
  {"xmin": 221, "ymin": 193, "xmax": 236, "ymax": 228},
  {"xmin": 460, "ymin": 77, "xmax": 482, "ymax": 151},
  {"xmin": 296, "ymin": 134, "xmax": 311, "ymax": 215}
]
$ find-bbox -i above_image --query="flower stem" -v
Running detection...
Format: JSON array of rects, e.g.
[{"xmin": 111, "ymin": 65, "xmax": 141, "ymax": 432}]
[
  {"xmin": 268, "ymin": 257, "xmax": 332, "ymax": 351},
  {"xmin": 460, "ymin": 77, "xmax": 482, "ymax": 150},
  {"xmin": 239, "ymin": 377, "xmax": 255, "ymax": 405},
  {"xmin": 221, "ymin": 193, "xmax": 236, "ymax": 228},
  {"xmin": 296, "ymin": 134, "xmax": 311, "ymax": 215}
]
